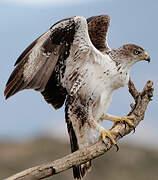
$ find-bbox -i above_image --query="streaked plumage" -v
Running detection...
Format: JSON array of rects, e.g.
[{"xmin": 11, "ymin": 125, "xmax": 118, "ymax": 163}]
[{"xmin": 4, "ymin": 15, "xmax": 150, "ymax": 179}]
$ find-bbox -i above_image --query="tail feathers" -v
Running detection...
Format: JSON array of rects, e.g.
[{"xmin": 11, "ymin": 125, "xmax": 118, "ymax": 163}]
[{"xmin": 73, "ymin": 161, "xmax": 92, "ymax": 179}]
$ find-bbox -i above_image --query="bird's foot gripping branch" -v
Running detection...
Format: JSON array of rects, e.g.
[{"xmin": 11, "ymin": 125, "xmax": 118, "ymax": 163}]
[{"xmin": 4, "ymin": 79, "xmax": 153, "ymax": 180}]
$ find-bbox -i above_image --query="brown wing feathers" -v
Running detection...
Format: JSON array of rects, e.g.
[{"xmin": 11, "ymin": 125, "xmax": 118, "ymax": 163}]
[
  {"xmin": 41, "ymin": 43, "xmax": 70, "ymax": 109},
  {"xmin": 4, "ymin": 31, "xmax": 52, "ymax": 98},
  {"xmin": 5, "ymin": 15, "xmax": 110, "ymax": 102},
  {"xmin": 4, "ymin": 15, "xmax": 111, "ymax": 180},
  {"xmin": 87, "ymin": 14, "xmax": 110, "ymax": 53},
  {"xmin": 4, "ymin": 59, "xmax": 26, "ymax": 99},
  {"xmin": 4, "ymin": 18, "xmax": 76, "ymax": 110},
  {"xmin": 41, "ymin": 19, "xmax": 76, "ymax": 109},
  {"xmin": 14, "ymin": 35, "xmax": 42, "ymax": 66},
  {"xmin": 65, "ymin": 97, "xmax": 84, "ymax": 179}
]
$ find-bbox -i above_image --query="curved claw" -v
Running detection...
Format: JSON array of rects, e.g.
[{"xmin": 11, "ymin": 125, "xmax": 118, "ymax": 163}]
[
  {"xmin": 100, "ymin": 129, "xmax": 117, "ymax": 146},
  {"xmin": 124, "ymin": 120, "xmax": 127, "ymax": 130},
  {"xmin": 132, "ymin": 126, "xmax": 136, "ymax": 133},
  {"xmin": 100, "ymin": 129, "xmax": 121, "ymax": 152},
  {"xmin": 114, "ymin": 116, "xmax": 135, "ymax": 132},
  {"xmin": 115, "ymin": 144, "xmax": 119, "ymax": 152},
  {"xmin": 118, "ymin": 132, "xmax": 123, "ymax": 138},
  {"xmin": 123, "ymin": 120, "xmax": 135, "ymax": 133}
]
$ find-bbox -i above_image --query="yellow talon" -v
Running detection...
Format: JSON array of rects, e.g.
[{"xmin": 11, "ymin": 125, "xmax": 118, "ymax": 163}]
[
  {"xmin": 113, "ymin": 115, "xmax": 135, "ymax": 132},
  {"xmin": 114, "ymin": 115, "xmax": 134, "ymax": 125},
  {"xmin": 100, "ymin": 129, "xmax": 119, "ymax": 151},
  {"xmin": 100, "ymin": 129, "xmax": 117, "ymax": 145}
]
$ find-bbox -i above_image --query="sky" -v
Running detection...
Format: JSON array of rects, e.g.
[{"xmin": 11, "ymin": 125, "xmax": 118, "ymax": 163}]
[
  {"xmin": 4, "ymin": 0, "xmax": 93, "ymax": 6},
  {"xmin": 0, "ymin": 0, "xmax": 158, "ymax": 149}
]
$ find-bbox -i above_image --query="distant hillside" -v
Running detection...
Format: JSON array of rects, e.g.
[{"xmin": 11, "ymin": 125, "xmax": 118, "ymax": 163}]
[{"xmin": 0, "ymin": 137, "xmax": 158, "ymax": 180}]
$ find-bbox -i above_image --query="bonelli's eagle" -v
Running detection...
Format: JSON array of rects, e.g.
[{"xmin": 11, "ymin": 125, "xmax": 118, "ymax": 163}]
[{"xmin": 4, "ymin": 15, "xmax": 150, "ymax": 179}]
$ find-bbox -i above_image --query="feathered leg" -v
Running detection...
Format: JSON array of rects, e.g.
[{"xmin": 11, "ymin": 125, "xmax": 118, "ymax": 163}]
[
  {"xmin": 65, "ymin": 96, "xmax": 92, "ymax": 179},
  {"xmin": 87, "ymin": 103, "xmax": 118, "ymax": 148}
]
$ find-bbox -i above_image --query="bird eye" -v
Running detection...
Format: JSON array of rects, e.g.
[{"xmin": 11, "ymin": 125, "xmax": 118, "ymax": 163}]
[{"xmin": 134, "ymin": 50, "xmax": 141, "ymax": 55}]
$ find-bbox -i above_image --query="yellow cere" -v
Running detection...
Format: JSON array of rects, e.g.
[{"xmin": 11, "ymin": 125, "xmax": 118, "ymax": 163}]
[
  {"xmin": 139, "ymin": 51, "xmax": 148, "ymax": 60},
  {"xmin": 144, "ymin": 51, "xmax": 149, "ymax": 57}
]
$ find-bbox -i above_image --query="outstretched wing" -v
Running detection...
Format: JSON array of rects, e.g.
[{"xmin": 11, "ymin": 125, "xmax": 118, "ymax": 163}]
[
  {"xmin": 4, "ymin": 16, "xmax": 93, "ymax": 109},
  {"xmin": 87, "ymin": 14, "xmax": 110, "ymax": 53},
  {"xmin": 4, "ymin": 15, "xmax": 110, "ymax": 179}
]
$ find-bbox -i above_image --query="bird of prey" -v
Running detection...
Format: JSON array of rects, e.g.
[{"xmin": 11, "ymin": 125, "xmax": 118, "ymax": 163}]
[{"xmin": 4, "ymin": 15, "xmax": 150, "ymax": 179}]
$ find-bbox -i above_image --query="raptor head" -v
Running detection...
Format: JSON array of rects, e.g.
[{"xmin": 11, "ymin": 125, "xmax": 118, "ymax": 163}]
[
  {"xmin": 122, "ymin": 44, "xmax": 150, "ymax": 62},
  {"xmin": 109, "ymin": 44, "xmax": 150, "ymax": 67}
]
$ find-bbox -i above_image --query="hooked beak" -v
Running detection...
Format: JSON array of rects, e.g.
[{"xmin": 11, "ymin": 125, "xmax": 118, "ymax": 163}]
[
  {"xmin": 139, "ymin": 51, "xmax": 151, "ymax": 63},
  {"xmin": 144, "ymin": 56, "xmax": 150, "ymax": 63},
  {"xmin": 144, "ymin": 55, "xmax": 151, "ymax": 63}
]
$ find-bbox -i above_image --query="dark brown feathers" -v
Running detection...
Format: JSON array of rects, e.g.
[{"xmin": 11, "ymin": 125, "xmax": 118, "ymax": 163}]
[
  {"xmin": 4, "ymin": 17, "xmax": 76, "ymax": 110},
  {"xmin": 4, "ymin": 59, "xmax": 26, "ymax": 99},
  {"xmin": 4, "ymin": 15, "xmax": 109, "ymax": 177},
  {"xmin": 65, "ymin": 96, "xmax": 80, "ymax": 179},
  {"xmin": 87, "ymin": 14, "xmax": 110, "ymax": 53},
  {"xmin": 65, "ymin": 96, "xmax": 92, "ymax": 179},
  {"xmin": 5, "ymin": 15, "xmax": 110, "ymax": 104},
  {"xmin": 41, "ymin": 43, "xmax": 71, "ymax": 109},
  {"xmin": 14, "ymin": 34, "xmax": 43, "ymax": 66}
]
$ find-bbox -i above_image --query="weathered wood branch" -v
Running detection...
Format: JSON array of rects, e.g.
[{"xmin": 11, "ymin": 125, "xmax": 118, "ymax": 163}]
[{"xmin": 4, "ymin": 80, "xmax": 154, "ymax": 180}]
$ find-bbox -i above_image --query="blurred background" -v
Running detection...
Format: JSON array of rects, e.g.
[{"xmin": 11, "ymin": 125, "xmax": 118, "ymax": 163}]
[{"xmin": 0, "ymin": 0, "xmax": 158, "ymax": 179}]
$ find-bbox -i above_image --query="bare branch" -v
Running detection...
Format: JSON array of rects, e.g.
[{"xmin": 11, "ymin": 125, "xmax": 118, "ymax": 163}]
[{"xmin": 4, "ymin": 80, "xmax": 154, "ymax": 180}]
